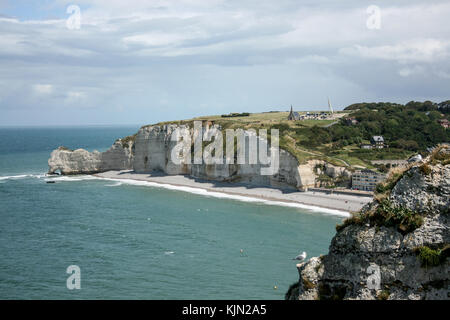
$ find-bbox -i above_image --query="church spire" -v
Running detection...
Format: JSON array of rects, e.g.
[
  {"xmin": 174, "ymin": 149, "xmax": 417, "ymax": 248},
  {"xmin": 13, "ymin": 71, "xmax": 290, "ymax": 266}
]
[{"xmin": 288, "ymin": 105, "xmax": 296, "ymax": 120}]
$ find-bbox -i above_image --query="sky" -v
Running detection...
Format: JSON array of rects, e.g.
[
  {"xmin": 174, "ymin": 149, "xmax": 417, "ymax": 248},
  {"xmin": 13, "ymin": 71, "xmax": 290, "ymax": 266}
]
[{"xmin": 0, "ymin": 0, "xmax": 449, "ymax": 126}]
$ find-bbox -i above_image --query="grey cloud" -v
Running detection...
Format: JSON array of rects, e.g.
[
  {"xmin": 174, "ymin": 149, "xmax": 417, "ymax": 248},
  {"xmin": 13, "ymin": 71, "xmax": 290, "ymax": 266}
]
[{"xmin": 0, "ymin": 0, "xmax": 449, "ymax": 125}]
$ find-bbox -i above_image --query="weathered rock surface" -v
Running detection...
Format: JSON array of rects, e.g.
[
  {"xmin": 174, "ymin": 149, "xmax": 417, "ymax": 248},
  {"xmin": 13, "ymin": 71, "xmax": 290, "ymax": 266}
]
[
  {"xmin": 287, "ymin": 146, "xmax": 450, "ymax": 300},
  {"xmin": 325, "ymin": 163, "xmax": 351, "ymax": 179},
  {"xmin": 48, "ymin": 139, "xmax": 133, "ymax": 175},
  {"xmin": 48, "ymin": 147, "xmax": 102, "ymax": 174},
  {"xmin": 390, "ymin": 164, "xmax": 450, "ymax": 214},
  {"xmin": 48, "ymin": 124, "xmax": 348, "ymax": 190},
  {"xmin": 133, "ymin": 124, "xmax": 191, "ymax": 175}
]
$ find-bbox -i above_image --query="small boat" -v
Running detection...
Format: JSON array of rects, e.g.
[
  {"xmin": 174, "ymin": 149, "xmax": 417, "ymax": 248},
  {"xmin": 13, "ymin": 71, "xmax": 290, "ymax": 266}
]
[{"xmin": 46, "ymin": 181, "xmax": 56, "ymax": 184}]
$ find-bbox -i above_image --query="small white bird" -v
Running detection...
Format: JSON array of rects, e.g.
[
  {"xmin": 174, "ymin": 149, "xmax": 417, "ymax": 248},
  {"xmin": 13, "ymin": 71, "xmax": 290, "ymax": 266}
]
[{"xmin": 293, "ymin": 251, "xmax": 307, "ymax": 261}]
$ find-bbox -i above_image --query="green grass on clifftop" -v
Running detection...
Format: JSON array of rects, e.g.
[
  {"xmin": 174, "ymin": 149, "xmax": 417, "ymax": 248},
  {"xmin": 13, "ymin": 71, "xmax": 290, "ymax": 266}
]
[{"xmin": 140, "ymin": 100, "xmax": 449, "ymax": 168}]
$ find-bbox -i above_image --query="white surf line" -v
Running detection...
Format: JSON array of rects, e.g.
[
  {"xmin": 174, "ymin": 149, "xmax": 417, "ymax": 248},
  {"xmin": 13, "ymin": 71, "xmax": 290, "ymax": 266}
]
[
  {"xmin": 91, "ymin": 175, "xmax": 351, "ymax": 217},
  {"xmin": 104, "ymin": 181, "xmax": 123, "ymax": 187},
  {"xmin": 0, "ymin": 174, "xmax": 30, "ymax": 180},
  {"xmin": 47, "ymin": 175, "xmax": 99, "ymax": 182},
  {"xmin": 0, "ymin": 173, "xmax": 49, "ymax": 180},
  {"xmin": 10, "ymin": 172, "xmax": 350, "ymax": 217}
]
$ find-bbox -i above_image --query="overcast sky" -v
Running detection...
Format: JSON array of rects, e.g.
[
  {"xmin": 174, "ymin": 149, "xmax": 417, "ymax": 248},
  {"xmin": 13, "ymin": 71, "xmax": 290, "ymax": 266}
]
[{"xmin": 1, "ymin": 0, "xmax": 449, "ymax": 126}]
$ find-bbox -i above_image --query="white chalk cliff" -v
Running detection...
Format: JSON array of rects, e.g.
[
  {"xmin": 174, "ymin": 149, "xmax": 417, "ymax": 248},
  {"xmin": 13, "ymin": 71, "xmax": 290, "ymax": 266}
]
[{"xmin": 48, "ymin": 124, "xmax": 346, "ymax": 190}]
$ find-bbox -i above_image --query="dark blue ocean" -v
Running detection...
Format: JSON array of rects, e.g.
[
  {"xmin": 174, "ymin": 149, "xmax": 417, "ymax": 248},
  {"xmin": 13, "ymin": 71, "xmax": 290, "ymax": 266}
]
[{"xmin": 0, "ymin": 126, "xmax": 343, "ymax": 299}]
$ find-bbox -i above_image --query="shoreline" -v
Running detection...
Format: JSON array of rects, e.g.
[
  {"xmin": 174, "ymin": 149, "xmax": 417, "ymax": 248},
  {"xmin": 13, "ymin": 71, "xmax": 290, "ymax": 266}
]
[{"xmin": 92, "ymin": 170, "xmax": 373, "ymax": 217}]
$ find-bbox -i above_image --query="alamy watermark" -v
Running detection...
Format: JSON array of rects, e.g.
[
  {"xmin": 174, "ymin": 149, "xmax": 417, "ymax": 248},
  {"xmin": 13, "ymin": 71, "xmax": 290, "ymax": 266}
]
[
  {"xmin": 66, "ymin": 5, "xmax": 81, "ymax": 30},
  {"xmin": 366, "ymin": 263, "xmax": 381, "ymax": 290},
  {"xmin": 66, "ymin": 265, "xmax": 81, "ymax": 290},
  {"xmin": 170, "ymin": 121, "xmax": 280, "ymax": 176},
  {"xmin": 366, "ymin": 5, "xmax": 381, "ymax": 30}
]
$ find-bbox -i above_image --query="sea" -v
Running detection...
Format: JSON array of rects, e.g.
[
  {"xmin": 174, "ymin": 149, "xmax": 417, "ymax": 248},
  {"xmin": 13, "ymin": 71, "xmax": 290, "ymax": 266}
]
[{"xmin": 0, "ymin": 126, "xmax": 345, "ymax": 299}]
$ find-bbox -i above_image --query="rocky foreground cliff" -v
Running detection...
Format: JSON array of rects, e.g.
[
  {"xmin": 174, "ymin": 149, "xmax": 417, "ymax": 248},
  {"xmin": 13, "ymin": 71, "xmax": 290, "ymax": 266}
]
[
  {"xmin": 286, "ymin": 145, "xmax": 449, "ymax": 300},
  {"xmin": 48, "ymin": 123, "xmax": 349, "ymax": 190}
]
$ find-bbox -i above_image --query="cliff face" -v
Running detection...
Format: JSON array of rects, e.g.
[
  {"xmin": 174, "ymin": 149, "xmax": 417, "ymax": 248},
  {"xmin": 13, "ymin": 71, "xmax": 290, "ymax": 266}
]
[
  {"xmin": 133, "ymin": 124, "xmax": 190, "ymax": 175},
  {"xmin": 47, "ymin": 124, "xmax": 348, "ymax": 190},
  {"xmin": 131, "ymin": 124, "xmax": 307, "ymax": 188},
  {"xmin": 286, "ymin": 146, "xmax": 449, "ymax": 300}
]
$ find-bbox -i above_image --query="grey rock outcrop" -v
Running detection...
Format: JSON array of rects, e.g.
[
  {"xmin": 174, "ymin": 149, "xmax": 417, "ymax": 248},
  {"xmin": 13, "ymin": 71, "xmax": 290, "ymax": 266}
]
[
  {"xmin": 390, "ymin": 163, "xmax": 450, "ymax": 214},
  {"xmin": 287, "ymin": 146, "xmax": 450, "ymax": 300}
]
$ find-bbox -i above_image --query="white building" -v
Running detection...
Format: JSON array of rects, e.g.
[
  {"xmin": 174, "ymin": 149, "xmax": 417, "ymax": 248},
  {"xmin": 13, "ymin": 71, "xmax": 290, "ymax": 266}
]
[{"xmin": 352, "ymin": 169, "xmax": 386, "ymax": 191}]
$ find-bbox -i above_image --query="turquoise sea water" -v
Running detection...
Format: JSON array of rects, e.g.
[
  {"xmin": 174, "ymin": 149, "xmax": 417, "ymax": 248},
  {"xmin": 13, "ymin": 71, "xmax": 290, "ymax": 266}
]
[{"xmin": 0, "ymin": 127, "xmax": 343, "ymax": 299}]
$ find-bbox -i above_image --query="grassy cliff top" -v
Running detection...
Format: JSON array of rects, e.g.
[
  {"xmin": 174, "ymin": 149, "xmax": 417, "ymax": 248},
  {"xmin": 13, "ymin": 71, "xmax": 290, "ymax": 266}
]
[
  {"xmin": 154, "ymin": 110, "xmax": 343, "ymax": 126},
  {"xmin": 139, "ymin": 101, "xmax": 449, "ymax": 168},
  {"xmin": 147, "ymin": 111, "xmax": 353, "ymax": 167}
]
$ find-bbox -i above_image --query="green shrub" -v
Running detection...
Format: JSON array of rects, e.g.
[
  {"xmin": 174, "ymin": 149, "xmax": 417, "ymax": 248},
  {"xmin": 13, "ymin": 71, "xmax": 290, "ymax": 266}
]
[
  {"xmin": 373, "ymin": 199, "xmax": 423, "ymax": 234},
  {"xmin": 430, "ymin": 145, "xmax": 450, "ymax": 165},
  {"xmin": 336, "ymin": 212, "xmax": 365, "ymax": 232},
  {"xmin": 336, "ymin": 200, "xmax": 423, "ymax": 235},
  {"xmin": 419, "ymin": 163, "xmax": 432, "ymax": 175},
  {"xmin": 375, "ymin": 168, "xmax": 407, "ymax": 196},
  {"xmin": 271, "ymin": 123, "xmax": 291, "ymax": 132},
  {"xmin": 120, "ymin": 134, "xmax": 137, "ymax": 149},
  {"xmin": 414, "ymin": 245, "xmax": 449, "ymax": 268},
  {"xmin": 375, "ymin": 183, "xmax": 389, "ymax": 194}
]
